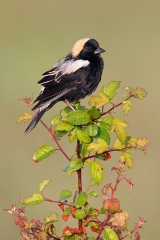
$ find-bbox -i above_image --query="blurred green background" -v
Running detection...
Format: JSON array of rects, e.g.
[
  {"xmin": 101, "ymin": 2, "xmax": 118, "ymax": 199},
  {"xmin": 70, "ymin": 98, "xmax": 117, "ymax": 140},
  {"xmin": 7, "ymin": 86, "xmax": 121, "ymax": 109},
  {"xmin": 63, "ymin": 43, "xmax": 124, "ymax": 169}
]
[{"xmin": 1, "ymin": 0, "xmax": 159, "ymax": 239}]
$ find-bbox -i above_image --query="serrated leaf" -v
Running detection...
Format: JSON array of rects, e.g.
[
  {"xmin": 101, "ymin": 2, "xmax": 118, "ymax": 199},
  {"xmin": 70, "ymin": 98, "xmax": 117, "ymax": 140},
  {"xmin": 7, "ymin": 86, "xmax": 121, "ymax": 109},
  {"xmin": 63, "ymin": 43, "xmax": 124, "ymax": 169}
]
[
  {"xmin": 45, "ymin": 212, "xmax": 59, "ymax": 222},
  {"xmin": 74, "ymin": 209, "xmax": 86, "ymax": 220},
  {"xmin": 70, "ymin": 158, "xmax": 84, "ymax": 171},
  {"xmin": 55, "ymin": 122, "xmax": 74, "ymax": 131},
  {"xmin": 103, "ymin": 198, "xmax": 120, "ymax": 213},
  {"xmin": 111, "ymin": 118, "xmax": 128, "ymax": 143},
  {"xmin": 134, "ymin": 87, "xmax": 147, "ymax": 100},
  {"xmin": 104, "ymin": 228, "xmax": 119, "ymax": 240},
  {"xmin": 95, "ymin": 127, "xmax": 110, "ymax": 144},
  {"xmin": 87, "ymin": 138, "xmax": 108, "ymax": 154},
  {"xmin": 39, "ymin": 179, "xmax": 51, "ymax": 192},
  {"xmin": 123, "ymin": 98, "xmax": 133, "ymax": 114},
  {"xmin": 89, "ymin": 92, "xmax": 110, "ymax": 108},
  {"xmin": 87, "ymin": 123, "xmax": 98, "ymax": 137},
  {"xmin": 18, "ymin": 112, "xmax": 33, "ymax": 123},
  {"xmin": 60, "ymin": 190, "xmax": 72, "ymax": 200},
  {"xmin": 87, "ymin": 108, "xmax": 101, "ymax": 119},
  {"xmin": 23, "ymin": 193, "xmax": 44, "ymax": 206},
  {"xmin": 77, "ymin": 129, "xmax": 91, "ymax": 143},
  {"xmin": 76, "ymin": 192, "xmax": 88, "ymax": 208},
  {"xmin": 51, "ymin": 115, "xmax": 60, "ymax": 125},
  {"xmin": 89, "ymin": 191, "xmax": 98, "ymax": 197},
  {"xmin": 63, "ymin": 110, "xmax": 91, "ymax": 125},
  {"xmin": 137, "ymin": 138, "xmax": 150, "ymax": 147},
  {"xmin": 114, "ymin": 139, "xmax": 125, "ymax": 149},
  {"xmin": 102, "ymin": 81, "xmax": 121, "ymax": 100},
  {"xmin": 120, "ymin": 150, "xmax": 133, "ymax": 168},
  {"xmin": 33, "ymin": 145, "xmax": 55, "ymax": 162},
  {"xmin": 68, "ymin": 128, "xmax": 77, "ymax": 142},
  {"xmin": 90, "ymin": 161, "xmax": 104, "ymax": 185}
]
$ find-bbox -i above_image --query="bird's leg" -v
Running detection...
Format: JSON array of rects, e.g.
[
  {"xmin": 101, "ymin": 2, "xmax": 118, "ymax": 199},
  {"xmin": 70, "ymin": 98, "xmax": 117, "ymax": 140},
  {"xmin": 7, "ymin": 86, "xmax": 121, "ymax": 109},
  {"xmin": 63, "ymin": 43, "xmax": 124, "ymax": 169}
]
[{"xmin": 65, "ymin": 99, "xmax": 75, "ymax": 111}]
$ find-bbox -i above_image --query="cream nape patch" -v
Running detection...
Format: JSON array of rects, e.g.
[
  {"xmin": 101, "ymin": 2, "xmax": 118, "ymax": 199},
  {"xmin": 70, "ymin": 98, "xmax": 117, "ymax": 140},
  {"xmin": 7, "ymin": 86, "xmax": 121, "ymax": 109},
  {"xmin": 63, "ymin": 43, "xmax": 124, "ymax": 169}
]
[{"xmin": 71, "ymin": 38, "xmax": 89, "ymax": 57}]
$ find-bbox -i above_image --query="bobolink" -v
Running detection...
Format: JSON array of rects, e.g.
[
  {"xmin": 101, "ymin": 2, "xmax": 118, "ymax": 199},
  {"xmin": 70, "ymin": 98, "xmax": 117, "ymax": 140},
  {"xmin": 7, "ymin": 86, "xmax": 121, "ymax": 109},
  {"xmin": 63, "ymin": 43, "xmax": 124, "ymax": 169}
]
[{"xmin": 25, "ymin": 38, "xmax": 105, "ymax": 134}]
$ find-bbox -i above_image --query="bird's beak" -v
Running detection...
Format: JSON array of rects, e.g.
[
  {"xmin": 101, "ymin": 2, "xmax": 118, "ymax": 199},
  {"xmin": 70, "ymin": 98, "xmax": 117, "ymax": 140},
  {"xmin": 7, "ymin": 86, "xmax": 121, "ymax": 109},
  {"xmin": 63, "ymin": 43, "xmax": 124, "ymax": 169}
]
[{"xmin": 94, "ymin": 47, "xmax": 105, "ymax": 54}]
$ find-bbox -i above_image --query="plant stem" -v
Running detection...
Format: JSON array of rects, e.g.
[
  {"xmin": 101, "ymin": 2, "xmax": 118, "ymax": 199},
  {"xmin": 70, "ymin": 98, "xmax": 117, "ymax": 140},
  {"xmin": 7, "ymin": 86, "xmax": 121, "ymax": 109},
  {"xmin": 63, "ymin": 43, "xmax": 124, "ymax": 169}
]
[{"xmin": 77, "ymin": 139, "xmax": 82, "ymax": 229}]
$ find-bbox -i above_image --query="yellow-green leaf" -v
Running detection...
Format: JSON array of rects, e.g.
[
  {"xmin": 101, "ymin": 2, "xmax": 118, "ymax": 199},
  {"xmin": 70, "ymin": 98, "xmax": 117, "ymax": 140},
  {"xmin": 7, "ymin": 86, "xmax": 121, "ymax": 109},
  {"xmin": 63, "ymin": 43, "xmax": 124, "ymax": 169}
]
[
  {"xmin": 33, "ymin": 145, "xmax": 55, "ymax": 162},
  {"xmin": 45, "ymin": 212, "xmax": 59, "ymax": 222},
  {"xmin": 51, "ymin": 115, "xmax": 60, "ymax": 125},
  {"xmin": 104, "ymin": 228, "xmax": 119, "ymax": 240},
  {"xmin": 18, "ymin": 112, "xmax": 32, "ymax": 123},
  {"xmin": 120, "ymin": 150, "xmax": 133, "ymax": 169},
  {"xmin": 39, "ymin": 179, "xmax": 51, "ymax": 192},
  {"xmin": 102, "ymin": 81, "xmax": 121, "ymax": 100},
  {"xmin": 76, "ymin": 192, "xmax": 88, "ymax": 208},
  {"xmin": 134, "ymin": 87, "xmax": 147, "ymax": 100},
  {"xmin": 77, "ymin": 129, "xmax": 91, "ymax": 143},
  {"xmin": 74, "ymin": 209, "xmax": 86, "ymax": 220},
  {"xmin": 55, "ymin": 122, "xmax": 74, "ymax": 131},
  {"xmin": 89, "ymin": 92, "xmax": 110, "ymax": 108},
  {"xmin": 87, "ymin": 138, "xmax": 108, "ymax": 154},
  {"xmin": 90, "ymin": 161, "xmax": 104, "ymax": 185},
  {"xmin": 23, "ymin": 193, "xmax": 44, "ymax": 206},
  {"xmin": 123, "ymin": 99, "xmax": 133, "ymax": 114},
  {"xmin": 60, "ymin": 189, "xmax": 72, "ymax": 200},
  {"xmin": 111, "ymin": 118, "xmax": 128, "ymax": 143}
]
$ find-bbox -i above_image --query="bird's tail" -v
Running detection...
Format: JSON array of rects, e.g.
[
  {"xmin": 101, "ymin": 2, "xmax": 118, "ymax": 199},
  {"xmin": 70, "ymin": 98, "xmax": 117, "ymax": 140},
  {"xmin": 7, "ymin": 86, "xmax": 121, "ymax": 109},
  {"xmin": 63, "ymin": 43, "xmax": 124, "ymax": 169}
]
[{"xmin": 24, "ymin": 109, "xmax": 46, "ymax": 134}]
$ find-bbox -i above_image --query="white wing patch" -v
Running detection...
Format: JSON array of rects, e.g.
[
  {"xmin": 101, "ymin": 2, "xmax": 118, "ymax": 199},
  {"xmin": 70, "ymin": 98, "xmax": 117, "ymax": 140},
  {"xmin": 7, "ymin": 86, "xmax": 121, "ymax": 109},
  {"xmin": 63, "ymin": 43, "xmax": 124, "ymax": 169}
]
[{"xmin": 63, "ymin": 60, "xmax": 90, "ymax": 75}]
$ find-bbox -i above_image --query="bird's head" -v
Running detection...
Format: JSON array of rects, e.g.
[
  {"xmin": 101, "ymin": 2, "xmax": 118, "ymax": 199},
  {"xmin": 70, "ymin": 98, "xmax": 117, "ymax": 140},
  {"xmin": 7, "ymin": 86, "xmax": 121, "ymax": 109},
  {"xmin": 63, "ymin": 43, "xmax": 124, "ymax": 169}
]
[{"xmin": 71, "ymin": 38, "xmax": 105, "ymax": 60}]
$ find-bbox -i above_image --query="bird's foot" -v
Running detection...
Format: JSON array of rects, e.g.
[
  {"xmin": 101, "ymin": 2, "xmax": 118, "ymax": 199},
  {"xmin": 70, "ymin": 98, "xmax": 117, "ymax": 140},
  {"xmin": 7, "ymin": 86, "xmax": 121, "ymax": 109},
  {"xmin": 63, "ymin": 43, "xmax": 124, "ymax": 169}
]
[{"xmin": 65, "ymin": 100, "xmax": 75, "ymax": 111}]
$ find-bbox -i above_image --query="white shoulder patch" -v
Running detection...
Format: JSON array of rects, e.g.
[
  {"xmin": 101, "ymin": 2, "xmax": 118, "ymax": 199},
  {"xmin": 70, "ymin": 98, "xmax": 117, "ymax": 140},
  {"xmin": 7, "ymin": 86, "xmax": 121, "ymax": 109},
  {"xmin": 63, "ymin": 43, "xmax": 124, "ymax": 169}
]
[{"xmin": 63, "ymin": 60, "xmax": 90, "ymax": 75}]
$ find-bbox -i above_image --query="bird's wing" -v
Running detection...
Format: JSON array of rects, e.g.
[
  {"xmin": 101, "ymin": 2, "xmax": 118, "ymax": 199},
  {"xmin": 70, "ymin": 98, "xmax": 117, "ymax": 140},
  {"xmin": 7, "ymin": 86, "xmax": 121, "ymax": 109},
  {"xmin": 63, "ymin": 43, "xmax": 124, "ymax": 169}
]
[{"xmin": 38, "ymin": 56, "xmax": 90, "ymax": 85}]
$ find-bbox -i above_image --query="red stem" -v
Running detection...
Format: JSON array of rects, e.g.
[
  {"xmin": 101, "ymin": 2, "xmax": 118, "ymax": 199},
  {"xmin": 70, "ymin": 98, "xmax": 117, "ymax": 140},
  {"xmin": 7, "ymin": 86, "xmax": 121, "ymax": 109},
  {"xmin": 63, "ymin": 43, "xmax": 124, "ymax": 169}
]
[{"xmin": 77, "ymin": 139, "xmax": 82, "ymax": 229}]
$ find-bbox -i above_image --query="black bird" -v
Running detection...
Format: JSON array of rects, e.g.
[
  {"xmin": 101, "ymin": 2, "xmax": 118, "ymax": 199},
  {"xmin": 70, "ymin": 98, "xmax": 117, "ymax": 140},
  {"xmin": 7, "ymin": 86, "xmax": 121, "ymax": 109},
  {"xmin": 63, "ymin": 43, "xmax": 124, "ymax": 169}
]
[{"xmin": 25, "ymin": 38, "xmax": 105, "ymax": 133}]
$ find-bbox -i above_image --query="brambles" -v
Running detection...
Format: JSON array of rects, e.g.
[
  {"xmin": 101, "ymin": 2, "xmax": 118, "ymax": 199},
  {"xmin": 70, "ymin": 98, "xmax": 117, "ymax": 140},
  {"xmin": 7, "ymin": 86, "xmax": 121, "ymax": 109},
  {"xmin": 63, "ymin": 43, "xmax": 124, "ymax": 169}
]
[{"xmin": 6, "ymin": 82, "xmax": 149, "ymax": 239}]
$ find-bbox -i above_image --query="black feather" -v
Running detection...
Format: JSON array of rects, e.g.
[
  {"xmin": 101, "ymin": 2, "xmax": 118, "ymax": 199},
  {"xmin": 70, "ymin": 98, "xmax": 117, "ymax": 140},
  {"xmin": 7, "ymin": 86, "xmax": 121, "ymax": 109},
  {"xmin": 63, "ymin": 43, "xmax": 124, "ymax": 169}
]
[{"xmin": 24, "ymin": 109, "xmax": 46, "ymax": 134}]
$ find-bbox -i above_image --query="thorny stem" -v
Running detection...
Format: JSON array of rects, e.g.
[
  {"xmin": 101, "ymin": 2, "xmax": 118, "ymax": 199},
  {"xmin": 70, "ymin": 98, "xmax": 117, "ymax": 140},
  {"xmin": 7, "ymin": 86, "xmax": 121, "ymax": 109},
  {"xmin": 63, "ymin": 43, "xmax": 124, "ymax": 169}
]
[
  {"xmin": 77, "ymin": 139, "xmax": 83, "ymax": 230},
  {"xmin": 43, "ymin": 196, "xmax": 73, "ymax": 207}
]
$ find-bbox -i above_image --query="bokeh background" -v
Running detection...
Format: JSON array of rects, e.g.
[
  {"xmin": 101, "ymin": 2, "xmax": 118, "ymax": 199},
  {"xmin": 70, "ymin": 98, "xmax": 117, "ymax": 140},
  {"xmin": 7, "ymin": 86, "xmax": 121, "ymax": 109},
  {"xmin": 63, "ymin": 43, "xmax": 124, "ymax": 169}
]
[{"xmin": 1, "ymin": 0, "xmax": 160, "ymax": 239}]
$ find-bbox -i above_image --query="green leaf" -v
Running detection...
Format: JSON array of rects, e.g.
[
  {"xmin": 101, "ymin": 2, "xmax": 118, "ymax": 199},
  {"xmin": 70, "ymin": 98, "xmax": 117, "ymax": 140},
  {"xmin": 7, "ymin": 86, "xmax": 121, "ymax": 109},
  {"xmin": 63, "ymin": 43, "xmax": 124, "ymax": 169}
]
[
  {"xmin": 104, "ymin": 228, "xmax": 119, "ymax": 240},
  {"xmin": 76, "ymin": 192, "xmax": 88, "ymax": 208},
  {"xmin": 60, "ymin": 190, "xmax": 72, "ymax": 200},
  {"xmin": 80, "ymin": 143, "xmax": 89, "ymax": 158},
  {"xmin": 123, "ymin": 99, "xmax": 133, "ymax": 114},
  {"xmin": 68, "ymin": 128, "xmax": 77, "ymax": 142},
  {"xmin": 77, "ymin": 129, "xmax": 91, "ymax": 143},
  {"xmin": 95, "ymin": 127, "xmax": 110, "ymax": 144},
  {"xmin": 87, "ymin": 123, "xmax": 98, "ymax": 137},
  {"xmin": 51, "ymin": 115, "xmax": 60, "ymax": 125},
  {"xmin": 45, "ymin": 212, "xmax": 59, "ymax": 222},
  {"xmin": 111, "ymin": 118, "xmax": 128, "ymax": 143},
  {"xmin": 70, "ymin": 158, "xmax": 84, "ymax": 171},
  {"xmin": 89, "ymin": 92, "xmax": 110, "ymax": 108},
  {"xmin": 23, "ymin": 193, "xmax": 44, "ymax": 206},
  {"xmin": 87, "ymin": 138, "xmax": 108, "ymax": 154},
  {"xmin": 101, "ymin": 116, "xmax": 113, "ymax": 131},
  {"xmin": 55, "ymin": 130, "xmax": 67, "ymax": 138},
  {"xmin": 120, "ymin": 150, "xmax": 133, "ymax": 169},
  {"xmin": 60, "ymin": 106, "xmax": 72, "ymax": 118},
  {"xmin": 100, "ymin": 206, "xmax": 106, "ymax": 214},
  {"xmin": 33, "ymin": 145, "xmax": 55, "ymax": 162},
  {"xmin": 74, "ymin": 209, "xmax": 86, "ymax": 220},
  {"xmin": 63, "ymin": 110, "xmax": 91, "ymax": 125},
  {"xmin": 89, "ymin": 190, "xmax": 98, "ymax": 197},
  {"xmin": 55, "ymin": 122, "xmax": 74, "ymax": 131},
  {"xmin": 89, "ymin": 161, "xmax": 104, "ymax": 185},
  {"xmin": 39, "ymin": 179, "xmax": 51, "ymax": 192},
  {"xmin": 134, "ymin": 87, "xmax": 147, "ymax": 100},
  {"xmin": 87, "ymin": 108, "xmax": 101, "ymax": 119},
  {"xmin": 102, "ymin": 81, "xmax": 121, "ymax": 100}
]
